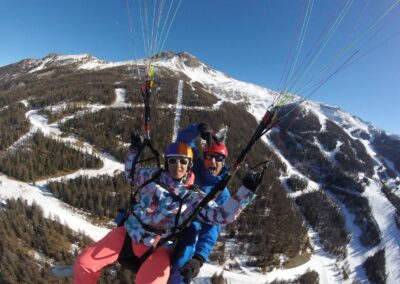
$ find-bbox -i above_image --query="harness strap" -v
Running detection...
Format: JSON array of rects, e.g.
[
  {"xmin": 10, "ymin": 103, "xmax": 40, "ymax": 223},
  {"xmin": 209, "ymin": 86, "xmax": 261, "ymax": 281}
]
[
  {"xmin": 118, "ymin": 233, "xmax": 141, "ymax": 273},
  {"xmin": 129, "ymin": 139, "xmax": 161, "ymax": 204},
  {"xmin": 172, "ymin": 199, "xmax": 184, "ymax": 236}
]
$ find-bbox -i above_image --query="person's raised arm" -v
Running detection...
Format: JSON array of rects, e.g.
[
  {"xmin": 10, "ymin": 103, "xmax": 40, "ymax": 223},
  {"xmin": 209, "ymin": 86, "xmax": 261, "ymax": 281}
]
[
  {"xmin": 197, "ymin": 171, "xmax": 264, "ymax": 225},
  {"xmin": 176, "ymin": 123, "xmax": 219, "ymax": 157}
]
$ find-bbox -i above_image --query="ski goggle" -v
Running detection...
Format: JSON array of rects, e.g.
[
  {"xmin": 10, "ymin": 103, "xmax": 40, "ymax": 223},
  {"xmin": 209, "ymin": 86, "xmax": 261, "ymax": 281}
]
[
  {"xmin": 168, "ymin": 158, "xmax": 189, "ymax": 165},
  {"xmin": 203, "ymin": 153, "xmax": 225, "ymax": 162}
]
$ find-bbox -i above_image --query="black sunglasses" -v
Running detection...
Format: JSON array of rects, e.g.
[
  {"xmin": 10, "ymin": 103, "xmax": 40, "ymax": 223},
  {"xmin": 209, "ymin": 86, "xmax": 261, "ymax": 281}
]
[
  {"xmin": 168, "ymin": 158, "xmax": 189, "ymax": 165},
  {"xmin": 203, "ymin": 153, "xmax": 225, "ymax": 162}
]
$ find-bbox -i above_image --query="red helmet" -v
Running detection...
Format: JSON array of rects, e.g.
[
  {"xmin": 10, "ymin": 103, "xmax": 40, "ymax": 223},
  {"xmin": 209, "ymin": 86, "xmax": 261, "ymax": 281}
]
[{"xmin": 203, "ymin": 142, "xmax": 228, "ymax": 157}]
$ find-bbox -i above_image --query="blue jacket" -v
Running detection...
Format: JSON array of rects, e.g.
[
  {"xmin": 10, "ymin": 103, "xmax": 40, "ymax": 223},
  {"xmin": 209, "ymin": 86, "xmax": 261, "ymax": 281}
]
[{"xmin": 168, "ymin": 124, "xmax": 231, "ymax": 284}]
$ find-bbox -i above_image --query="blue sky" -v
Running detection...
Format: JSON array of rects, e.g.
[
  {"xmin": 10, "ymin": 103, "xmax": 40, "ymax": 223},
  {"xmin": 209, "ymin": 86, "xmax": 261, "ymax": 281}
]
[{"xmin": 1, "ymin": 0, "xmax": 399, "ymax": 134}]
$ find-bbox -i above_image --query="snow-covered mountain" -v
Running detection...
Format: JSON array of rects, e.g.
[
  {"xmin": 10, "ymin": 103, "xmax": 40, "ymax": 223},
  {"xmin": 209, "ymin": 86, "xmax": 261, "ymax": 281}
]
[{"xmin": 0, "ymin": 52, "xmax": 399, "ymax": 284}]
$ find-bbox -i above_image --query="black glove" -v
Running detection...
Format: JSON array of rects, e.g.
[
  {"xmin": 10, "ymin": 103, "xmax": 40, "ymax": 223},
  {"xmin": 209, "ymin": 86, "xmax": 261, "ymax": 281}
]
[
  {"xmin": 198, "ymin": 123, "xmax": 219, "ymax": 147},
  {"xmin": 242, "ymin": 171, "xmax": 265, "ymax": 193},
  {"xmin": 130, "ymin": 129, "xmax": 145, "ymax": 149},
  {"xmin": 180, "ymin": 254, "xmax": 204, "ymax": 284}
]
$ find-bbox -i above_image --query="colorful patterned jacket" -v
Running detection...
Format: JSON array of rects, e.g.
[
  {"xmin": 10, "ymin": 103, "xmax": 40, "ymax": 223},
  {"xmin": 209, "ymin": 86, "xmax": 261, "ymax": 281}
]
[{"xmin": 124, "ymin": 149, "xmax": 255, "ymax": 248}]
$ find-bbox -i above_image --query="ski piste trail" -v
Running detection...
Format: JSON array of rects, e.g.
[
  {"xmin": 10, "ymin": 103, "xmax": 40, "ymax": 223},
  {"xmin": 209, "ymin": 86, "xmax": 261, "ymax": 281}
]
[
  {"xmin": 171, "ymin": 80, "xmax": 184, "ymax": 142},
  {"xmin": 0, "ymin": 55, "xmax": 399, "ymax": 283}
]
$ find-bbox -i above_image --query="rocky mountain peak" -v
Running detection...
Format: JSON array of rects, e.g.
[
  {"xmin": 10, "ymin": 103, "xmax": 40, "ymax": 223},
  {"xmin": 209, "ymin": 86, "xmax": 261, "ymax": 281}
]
[{"xmin": 151, "ymin": 51, "xmax": 207, "ymax": 70}]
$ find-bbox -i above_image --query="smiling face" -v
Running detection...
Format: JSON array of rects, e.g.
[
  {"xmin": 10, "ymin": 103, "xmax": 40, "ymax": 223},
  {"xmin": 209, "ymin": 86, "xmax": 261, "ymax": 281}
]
[
  {"xmin": 167, "ymin": 156, "xmax": 190, "ymax": 180},
  {"xmin": 203, "ymin": 152, "xmax": 225, "ymax": 176}
]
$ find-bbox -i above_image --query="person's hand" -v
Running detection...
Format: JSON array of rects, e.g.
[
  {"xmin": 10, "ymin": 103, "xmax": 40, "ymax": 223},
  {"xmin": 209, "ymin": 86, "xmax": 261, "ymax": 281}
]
[
  {"xmin": 242, "ymin": 171, "xmax": 264, "ymax": 193},
  {"xmin": 198, "ymin": 123, "xmax": 219, "ymax": 147},
  {"xmin": 180, "ymin": 254, "xmax": 204, "ymax": 284},
  {"xmin": 130, "ymin": 129, "xmax": 145, "ymax": 149}
]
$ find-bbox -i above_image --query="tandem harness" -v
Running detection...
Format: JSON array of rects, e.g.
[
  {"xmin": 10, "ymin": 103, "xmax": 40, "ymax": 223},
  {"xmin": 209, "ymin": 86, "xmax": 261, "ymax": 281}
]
[
  {"xmin": 116, "ymin": 75, "xmax": 277, "ymax": 274},
  {"xmin": 121, "ymin": 107, "xmax": 279, "ymax": 271}
]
